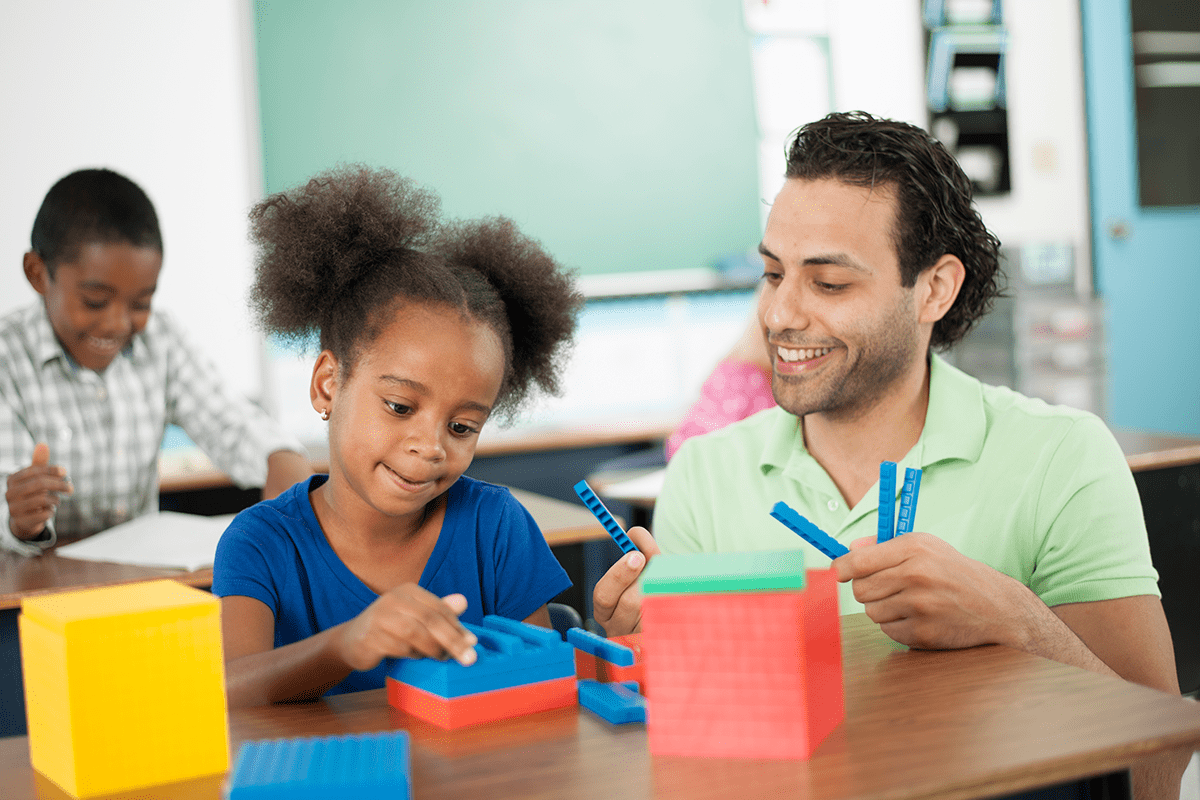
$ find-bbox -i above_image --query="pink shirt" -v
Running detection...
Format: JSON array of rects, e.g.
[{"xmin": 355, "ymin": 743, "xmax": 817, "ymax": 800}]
[{"xmin": 665, "ymin": 360, "xmax": 775, "ymax": 460}]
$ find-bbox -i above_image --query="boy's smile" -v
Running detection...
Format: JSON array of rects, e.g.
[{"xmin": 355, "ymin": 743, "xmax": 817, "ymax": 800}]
[{"xmin": 24, "ymin": 242, "xmax": 162, "ymax": 373}]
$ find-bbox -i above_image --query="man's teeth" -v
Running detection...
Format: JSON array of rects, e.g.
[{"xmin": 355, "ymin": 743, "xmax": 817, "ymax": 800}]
[{"xmin": 778, "ymin": 346, "xmax": 832, "ymax": 362}]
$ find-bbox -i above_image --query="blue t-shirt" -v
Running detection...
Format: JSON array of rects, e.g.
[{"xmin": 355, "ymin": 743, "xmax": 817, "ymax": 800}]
[{"xmin": 212, "ymin": 474, "xmax": 572, "ymax": 695}]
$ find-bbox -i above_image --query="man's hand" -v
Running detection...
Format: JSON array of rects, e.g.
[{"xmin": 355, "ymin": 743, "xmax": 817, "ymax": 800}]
[
  {"xmin": 5, "ymin": 443, "xmax": 72, "ymax": 540},
  {"xmin": 833, "ymin": 531, "xmax": 1043, "ymax": 652},
  {"xmin": 591, "ymin": 526, "xmax": 659, "ymax": 636}
]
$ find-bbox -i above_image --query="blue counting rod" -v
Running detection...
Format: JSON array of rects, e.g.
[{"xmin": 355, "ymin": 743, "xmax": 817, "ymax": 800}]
[
  {"xmin": 896, "ymin": 468, "xmax": 923, "ymax": 536},
  {"xmin": 769, "ymin": 501, "xmax": 849, "ymax": 560},
  {"xmin": 573, "ymin": 480, "xmax": 639, "ymax": 555}
]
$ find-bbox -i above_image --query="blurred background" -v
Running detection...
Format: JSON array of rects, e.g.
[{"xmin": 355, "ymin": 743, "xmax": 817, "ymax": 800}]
[{"xmin": 1, "ymin": 0, "xmax": 1196, "ymax": 449}]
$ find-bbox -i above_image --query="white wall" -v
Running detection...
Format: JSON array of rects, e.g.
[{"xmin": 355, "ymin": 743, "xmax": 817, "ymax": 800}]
[
  {"xmin": 746, "ymin": 0, "xmax": 1092, "ymax": 284},
  {"xmin": 746, "ymin": 0, "xmax": 927, "ymax": 224},
  {"xmin": 974, "ymin": 0, "xmax": 1093, "ymax": 290},
  {"xmin": 0, "ymin": 0, "xmax": 264, "ymax": 398},
  {"xmin": 828, "ymin": 0, "xmax": 926, "ymax": 125},
  {"xmin": 0, "ymin": 0, "xmax": 1092, "ymax": 420}
]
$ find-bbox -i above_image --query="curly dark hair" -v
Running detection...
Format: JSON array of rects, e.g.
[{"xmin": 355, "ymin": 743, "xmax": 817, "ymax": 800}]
[
  {"xmin": 248, "ymin": 165, "xmax": 582, "ymax": 418},
  {"xmin": 784, "ymin": 111, "xmax": 1003, "ymax": 349},
  {"xmin": 31, "ymin": 168, "xmax": 163, "ymax": 275}
]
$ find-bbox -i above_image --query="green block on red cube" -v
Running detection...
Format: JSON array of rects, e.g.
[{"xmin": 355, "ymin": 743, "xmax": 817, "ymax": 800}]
[{"xmin": 639, "ymin": 550, "xmax": 806, "ymax": 595}]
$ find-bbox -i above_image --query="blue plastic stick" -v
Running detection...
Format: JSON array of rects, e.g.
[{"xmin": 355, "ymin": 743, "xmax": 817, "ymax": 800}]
[
  {"xmin": 769, "ymin": 501, "xmax": 849, "ymax": 559},
  {"xmin": 566, "ymin": 627, "xmax": 635, "ymax": 667},
  {"xmin": 574, "ymin": 479, "xmax": 638, "ymax": 555},
  {"xmin": 578, "ymin": 679, "xmax": 646, "ymax": 725},
  {"xmin": 896, "ymin": 468, "xmax": 923, "ymax": 535},
  {"xmin": 877, "ymin": 461, "xmax": 897, "ymax": 543}
]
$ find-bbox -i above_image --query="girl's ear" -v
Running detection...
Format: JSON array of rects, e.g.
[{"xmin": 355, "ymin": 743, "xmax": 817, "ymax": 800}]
[{"xmin": 310, "ymin": 350, "xmax": 340, "ymax": 418}]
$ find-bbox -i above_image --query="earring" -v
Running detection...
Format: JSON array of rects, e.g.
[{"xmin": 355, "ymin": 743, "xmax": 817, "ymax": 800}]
[{"xmin": 320, "ymin": 408, "xmax": 330, "ymax": 421}]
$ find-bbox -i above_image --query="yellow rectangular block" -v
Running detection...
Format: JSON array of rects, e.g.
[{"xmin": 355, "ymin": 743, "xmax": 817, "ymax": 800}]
[{"xmin": 20, "ymin": 579, "xmax": 229, "ymax": 798}]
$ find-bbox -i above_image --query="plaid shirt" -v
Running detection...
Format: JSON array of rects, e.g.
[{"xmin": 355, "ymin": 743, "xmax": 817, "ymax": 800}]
[{"xmin": 0, "ymin": 303, "xmax": 303, "ymax": 554}]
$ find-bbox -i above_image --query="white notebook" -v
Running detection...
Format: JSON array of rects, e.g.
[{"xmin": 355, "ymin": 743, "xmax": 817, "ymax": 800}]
[{"xmin": 55, "ymin": 511, "xmax": 236, "ymax": 572}]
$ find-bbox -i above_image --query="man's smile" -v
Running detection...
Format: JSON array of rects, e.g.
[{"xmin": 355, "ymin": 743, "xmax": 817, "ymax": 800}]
[{"xmin": 776, "ymin": 346, "xmax": 833, "ymax": 363}]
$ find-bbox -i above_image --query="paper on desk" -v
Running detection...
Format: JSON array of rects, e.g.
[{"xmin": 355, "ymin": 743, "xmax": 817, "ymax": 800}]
[
  {"xmin": 54, "ymin": 512, "xmax": 236, "ymax": 571},
  {"xmin": 596, "ymin": 468, "xmax": 666, "ymax": 500}
]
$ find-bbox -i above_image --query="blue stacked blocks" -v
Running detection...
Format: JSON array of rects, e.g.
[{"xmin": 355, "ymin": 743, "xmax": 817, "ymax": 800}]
[
  {"xmin": 227, "ymin": 732, "xmax": 410, "ymax": 800},
  {"xmin": 386, "ymin": 616, "xmax": 577, "ymax": 728}
]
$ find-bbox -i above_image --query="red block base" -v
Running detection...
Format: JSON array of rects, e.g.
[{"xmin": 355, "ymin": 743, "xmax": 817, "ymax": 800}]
[
  {"xmin": 387, "ymin": 675, "xmax": 576, "ymax": 729},
  {"xmin": 574, "ymin": 633, "xmax": 646, "ymax": 691},
  {"xmin": 642, "ymin": 568, "xmax": 843, "ymax": 759}
]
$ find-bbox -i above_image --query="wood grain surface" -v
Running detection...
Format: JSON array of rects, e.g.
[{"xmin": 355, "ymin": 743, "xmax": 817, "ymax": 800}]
[{"xmin": 1, "ymin": 615, "xmax": 1198, "ymax": 800}]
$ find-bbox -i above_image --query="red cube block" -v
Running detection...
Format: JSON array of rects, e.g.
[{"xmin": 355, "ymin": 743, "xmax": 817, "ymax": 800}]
[{"xmin": 642, "ymin": 568, "xmax": 843, "ymax": 759}]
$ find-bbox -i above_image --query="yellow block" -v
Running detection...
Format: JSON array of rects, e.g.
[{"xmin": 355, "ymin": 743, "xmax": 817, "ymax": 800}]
[{"xmin": 20, "ymin": 579, "xmax": 229, "ymax": 798}]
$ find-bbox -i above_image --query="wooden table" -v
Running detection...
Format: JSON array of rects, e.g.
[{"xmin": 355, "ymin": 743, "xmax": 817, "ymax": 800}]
[
  {"xmin": 0, "ymin": 488, "xmax": 607, "ymax": 611},
  {"xmin": 1, "ymin": 615, "xmax": 1198, "ymax": 800},
  {"xmin": 1112, "ymin": 429, "xmax": 1200, "ymax": 473},
  {"xmin": 0, "ymin": 487, "xmax": 611, "ymax": 737},
  {"xmin": 0, "ymin": 556, "xmax": 213, "ymax": 612}
]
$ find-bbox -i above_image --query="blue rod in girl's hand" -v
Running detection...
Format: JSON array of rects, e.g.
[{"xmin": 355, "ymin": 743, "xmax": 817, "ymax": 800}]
[
  {"xmin": 769, "ymin": 501, "xmax": 849, "ymax": 560},
  {"xmin": 896, "ymin": 467, "xmax": 923, "ymax": 535},
  {"xmin": 877, "ymin": 461, "xmax": 898, "ymax": 543},
  {"xmin": 573, "ymin": 480, "xmax": 639, "ymax": 555}
]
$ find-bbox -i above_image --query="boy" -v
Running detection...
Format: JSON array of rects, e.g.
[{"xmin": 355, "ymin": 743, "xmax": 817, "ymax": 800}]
[{"xmin": 0, "ymin": 168, "xmax": 310, "ymax": 554}]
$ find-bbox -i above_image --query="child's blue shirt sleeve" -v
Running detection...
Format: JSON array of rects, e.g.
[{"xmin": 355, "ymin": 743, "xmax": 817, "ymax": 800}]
[{"xmin": 212, "ymin": 475, "xmax": 572, "ymax": 695}]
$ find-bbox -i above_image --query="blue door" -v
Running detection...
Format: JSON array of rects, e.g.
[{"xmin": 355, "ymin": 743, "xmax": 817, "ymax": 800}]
[{"xmin": 1082, "ymin": 0, "xmax": 1200, "ymax": 435}]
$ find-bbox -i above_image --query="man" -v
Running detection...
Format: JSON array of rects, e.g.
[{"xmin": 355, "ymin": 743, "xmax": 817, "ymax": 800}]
[{"xmin": 593, "ymin": 110, "xmax": 1177, "ymax": 726}]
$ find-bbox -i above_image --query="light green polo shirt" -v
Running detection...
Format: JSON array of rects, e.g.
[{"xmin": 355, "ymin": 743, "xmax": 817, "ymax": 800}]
[{"xmin": 654, "ymin": 355, "xmax": 1160, "ymax": 614}]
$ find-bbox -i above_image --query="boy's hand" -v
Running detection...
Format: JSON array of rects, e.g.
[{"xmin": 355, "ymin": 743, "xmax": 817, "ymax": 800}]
[
  {"xmin": 335, "ymin": 585, "xmax": 478, "ymax": 673},
  {"xmin": 5, "ymin": 443, "xmax": 73, "ymax": 540},
  {"xmin": 591, "ymin": 525, "xmax": 660, "ymax": 636}
]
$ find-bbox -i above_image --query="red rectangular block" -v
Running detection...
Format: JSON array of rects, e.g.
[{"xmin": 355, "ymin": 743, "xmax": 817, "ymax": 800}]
[
  {"xmin": 646, "ymin": 726, "xmax": 817, "ymax": 760},
  {"xmin": 573, "ymin": 633, "xmax": 647, "ymax": 691},
  {"xmin": 642, "ymin": 568, "xmax": 843, "ymax": 759},
  {"xmin": 642, "ymin": 592, "xmax": 805, "ymax": 637},
  {"xmin": 387, "ymin": 675, "xmax": 576, "ymax": 729},
  {"xmin": 651, "ymin": 699, "xmax": 810, "ymax": 727},
  {"xmin": 574, "ymin": 649, "xmax": 599, "ymax": 681},
  {"xmin": 649, "ymin": 675, "xmax": 808, "ymax": 706},
  {"xmin": 603, "ymin": 634, "xmax": 645, "ymax": 690}
]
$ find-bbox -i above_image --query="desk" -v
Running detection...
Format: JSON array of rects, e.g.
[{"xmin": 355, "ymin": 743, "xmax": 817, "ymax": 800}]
[
  {"xmin": 1110, "ymin": 431, "xmax": 1200, "ymax": 695},
  {"xmin": 157, "ymin": 420, "xmax": 676, "ymax": 495},
  {"xmin": 1, "ymin": 615, "xmax": 1199, "ymax": 800},
  {"xmin": 1111, "ymin": 429, "xmax": 1200, "ymax": 473},
  {"xmin": 0, "ymin": 488, "xmax": 606, "ymax": 609},
  {"xmin": 0, "ymin": 488, "xmax": 610, "ymax": 738}
]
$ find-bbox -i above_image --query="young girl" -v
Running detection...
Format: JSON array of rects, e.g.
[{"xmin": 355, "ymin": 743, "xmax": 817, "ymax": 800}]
[{"xmin": 213, "ymin": 166, "xmax": 582, "ymax": 707}]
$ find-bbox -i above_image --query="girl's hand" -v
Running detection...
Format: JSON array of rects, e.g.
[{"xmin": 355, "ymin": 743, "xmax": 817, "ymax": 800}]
[{"xmin": 335, "ymin": 585, "xmax": 478, "ymax": 673}]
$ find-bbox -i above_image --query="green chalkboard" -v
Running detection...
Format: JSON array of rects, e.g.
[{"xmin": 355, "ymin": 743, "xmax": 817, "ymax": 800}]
[{"xmin": 253, "ymin": 1, "xmax": 762, "ymax": 277}]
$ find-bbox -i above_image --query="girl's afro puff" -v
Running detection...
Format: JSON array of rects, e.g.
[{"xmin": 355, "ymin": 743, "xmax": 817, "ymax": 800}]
[{"xmin": 248, "ymin": 165, "xmax": 582, "ymax": 419}]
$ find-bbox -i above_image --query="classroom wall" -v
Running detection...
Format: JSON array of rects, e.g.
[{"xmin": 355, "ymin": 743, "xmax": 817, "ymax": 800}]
[
  {"xmin": 974, "ymin": 0, "xmax": 1093, "ymax": 288},
  {"xmin": 0, "ymin": 0, "xmax": 265, "ymax": 400},
  {"xmin": 0, "ymin": 1, "xmax": 1150, "ymax": 436},
  {"xmin": 251, "ymin": 0, "xmax": 764, "ymax": 280}
]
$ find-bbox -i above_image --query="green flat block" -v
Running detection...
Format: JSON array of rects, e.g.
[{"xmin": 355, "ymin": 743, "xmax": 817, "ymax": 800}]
[{"xmin": 640, "ymin": 550, "xmax": 807, "ymax": 595}]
